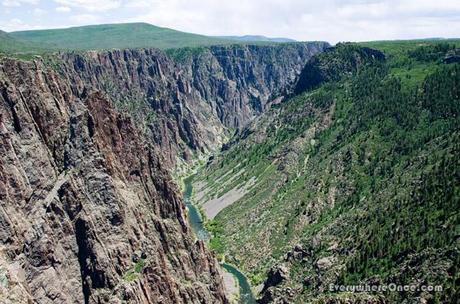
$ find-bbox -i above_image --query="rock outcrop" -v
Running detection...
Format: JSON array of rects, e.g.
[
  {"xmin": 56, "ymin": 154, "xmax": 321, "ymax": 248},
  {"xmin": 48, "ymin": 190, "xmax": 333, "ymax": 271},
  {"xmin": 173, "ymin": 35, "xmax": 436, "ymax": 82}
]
[
  {"xmin": 294, "ymin": 43, "xmax": 384, "ymax": 94},
  {"xmin": 444, "ymin": 48, "xmax": 460, "ymax": 64},
  {"xmin": 53, "ymin": 43, "xmax": 328, "ymax": 169},
  {"xmin": 0, "ymin": 57, "xmax": 228, "ymax": 303}
]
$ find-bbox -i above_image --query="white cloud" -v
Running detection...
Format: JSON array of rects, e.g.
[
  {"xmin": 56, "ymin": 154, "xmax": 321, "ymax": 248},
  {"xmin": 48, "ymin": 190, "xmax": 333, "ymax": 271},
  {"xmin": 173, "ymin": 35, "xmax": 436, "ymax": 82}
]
[
  {"xmin": 32, "ymin": 7, "xmax": 46, "ymax": 16},
  {"xmin": 123, "ymin": 0, "xmax": 460, "ymax": 43},
  {"xmin": 124, "ymin": 0, "xmax": 152, "ymax": 8},
  {"xmin": 69, "ymin": 13, "xmax": 100, "ymax": 24},
  {"xmin": 1, "ymin": 0, "xmax": 459, "ymax": 41},
  {"xmin": 54, "ymin": 0, "xmax": 121, "ymax": 12},
  {"xmin": 1, "ymin": 0, "xmax": 19, "ymax": 6},
  {"xmin": 55, "ymin": 6, "xmax": 71, "ymax": 12},
  {"xmin": 0, "ymin": 18, "xmax": 25, "ymax": 30},
  {"xmin": 2, "ymin": 0, "xmax": 38, "ymax": 7},
  {"xmin": 0, "ymin": 18, "xmax": 43, "ymax": 31}
]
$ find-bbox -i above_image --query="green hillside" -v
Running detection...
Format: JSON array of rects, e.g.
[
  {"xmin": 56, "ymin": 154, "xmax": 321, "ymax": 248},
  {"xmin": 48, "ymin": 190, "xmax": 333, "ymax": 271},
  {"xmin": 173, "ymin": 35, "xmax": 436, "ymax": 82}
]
[
  {"xmin": 8, "ymin": 23, "xmax": 241, "ymax": 51},
  {"xmin": 194, "ymin": 41, "xmax": 460, "ymax": 303},
  {"xmin": 0, "ymin": 30, "xmax": 51, "ymax": 55}
]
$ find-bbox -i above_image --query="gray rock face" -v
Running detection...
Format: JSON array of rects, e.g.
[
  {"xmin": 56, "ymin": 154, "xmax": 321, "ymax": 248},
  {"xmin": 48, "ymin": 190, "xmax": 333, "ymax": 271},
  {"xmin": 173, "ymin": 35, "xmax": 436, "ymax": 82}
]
[
  {"xmin": 262, "ymin": 265, "xmax": 289, "ymax": 293},
  {"xmin": 54, "ymin": 43, "xmax": 328, "ymax": 168},
  {"xmin": 444, "ymin": 48, "xmax": 460, "ymax": 64},
  {"xmin": 0, "ymin": 58, "xmax": 228, "ymax": 303},
  {"xmin": 294, "ymin": 44, "xmax": 384, "ymax": 94}
]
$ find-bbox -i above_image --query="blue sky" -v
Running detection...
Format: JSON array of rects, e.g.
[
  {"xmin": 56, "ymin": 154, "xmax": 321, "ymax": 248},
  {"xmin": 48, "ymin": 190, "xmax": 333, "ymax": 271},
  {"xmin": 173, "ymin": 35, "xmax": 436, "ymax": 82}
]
[{"xmin": 0, "ymin": 0, "xmax": 459, "ymax": 43}]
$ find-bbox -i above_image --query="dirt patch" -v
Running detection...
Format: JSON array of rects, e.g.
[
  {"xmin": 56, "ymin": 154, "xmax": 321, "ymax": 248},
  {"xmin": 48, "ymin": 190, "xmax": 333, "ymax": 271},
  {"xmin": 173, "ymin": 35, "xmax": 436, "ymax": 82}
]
[{"xmin": 202, "ymin": 177, "xmax": 256, "ymax": 219}]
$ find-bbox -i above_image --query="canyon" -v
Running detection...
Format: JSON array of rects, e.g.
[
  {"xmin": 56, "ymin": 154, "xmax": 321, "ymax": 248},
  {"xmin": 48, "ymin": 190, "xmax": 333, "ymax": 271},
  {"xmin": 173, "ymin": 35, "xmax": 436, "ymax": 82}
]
[
  {"xmin": 54, "ymin": 43, "xmax": 328, "ymax": 171},
  {"xmin": 0, "ymin": 42, "xmax": 327, "ymax": 303},
  {"xmin": 1, "ymin": 22, "xmax": 458, "ymax": 303},
  {"xmin": 194, "ymin": 43, "xmax": 460, "ymax": 303}
]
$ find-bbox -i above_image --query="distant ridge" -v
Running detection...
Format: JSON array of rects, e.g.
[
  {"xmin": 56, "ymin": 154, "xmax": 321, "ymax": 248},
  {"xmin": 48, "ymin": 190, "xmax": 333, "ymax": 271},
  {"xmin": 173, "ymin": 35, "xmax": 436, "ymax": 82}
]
[
  {"xmin": 9, "ymin": 23, "xmax": 238, "ymax": 51},
  {"xmin": 0, "ymin": 30, "xmax": 50, "ymax": 54},
  {"xmin": 218, "ymin": 35, "xmax": 296, "ymax": 43},
  {"xmin": 5, "ymin": 23, "xmax": 299, "ymax": 55}
]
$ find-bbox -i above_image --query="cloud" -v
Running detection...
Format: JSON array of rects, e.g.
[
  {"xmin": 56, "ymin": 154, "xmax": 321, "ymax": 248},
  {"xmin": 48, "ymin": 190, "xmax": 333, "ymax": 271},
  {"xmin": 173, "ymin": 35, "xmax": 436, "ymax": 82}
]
[
  {"xmin": 0, "ymin": 18, "xmax": 41, "ymax": 31},
  {"xmin": 55, "ymin": 6, "xmax": 71, "ymax": 12},
  {"xmin": 124, "ymin": 0, "xmax": 460, "ymax": 42},
  {"xmin": 0, "ymin": 18, "xmax": 25, "ymax": 30},
  {"xmin": 1, "ymin": 0, "xmax": 458, "ymax": 41},
  {"xmin": 69, "ymin": 13, "xmax": 100, "ymax": 24},
  {"xmin": 124, "ymin": 0, "xmax": 152, "ymax": 8},
  {"xmin": 32, "ymin": 7, "xmax": 46, "ymax": 16},
  {"xmin": 2, "ymin": 0, "xmax": 38, "ymax": 7},
  {"xmin": 54, "ymin": 0, "xmax": 121, "ymax": 12}
]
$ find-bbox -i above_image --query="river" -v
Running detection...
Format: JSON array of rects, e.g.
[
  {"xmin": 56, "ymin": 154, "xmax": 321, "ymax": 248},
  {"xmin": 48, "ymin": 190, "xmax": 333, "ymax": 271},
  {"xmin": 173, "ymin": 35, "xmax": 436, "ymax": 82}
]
[{"xmin": 183, "ymin": 176, "xmax": 255, "ymax": 304}]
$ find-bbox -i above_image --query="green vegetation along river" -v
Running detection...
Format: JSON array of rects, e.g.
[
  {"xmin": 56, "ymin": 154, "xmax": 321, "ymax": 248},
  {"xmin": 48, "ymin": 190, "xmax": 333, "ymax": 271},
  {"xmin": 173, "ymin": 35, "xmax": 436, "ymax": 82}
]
[{"xmin": 183, "ymin": 175, "xmax": 255, "ymax": 304}]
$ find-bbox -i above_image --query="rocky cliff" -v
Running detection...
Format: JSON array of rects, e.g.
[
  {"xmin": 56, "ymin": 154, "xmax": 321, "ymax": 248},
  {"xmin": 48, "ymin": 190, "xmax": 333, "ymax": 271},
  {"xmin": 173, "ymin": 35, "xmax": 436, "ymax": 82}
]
[
  {"xmin": 0, "ymin": 42, "xmax": 329, "ymax": 303},
  {"xmin": 294, "ymin": 43, "xmax": 385, "ymax": 94},
  {"xmin": 51, "ymin": 43, "xmax": 328, "ymax": 170},
  {"xmin": 0, "ymin": 57, "xmax": 228, "ymax": 303}
]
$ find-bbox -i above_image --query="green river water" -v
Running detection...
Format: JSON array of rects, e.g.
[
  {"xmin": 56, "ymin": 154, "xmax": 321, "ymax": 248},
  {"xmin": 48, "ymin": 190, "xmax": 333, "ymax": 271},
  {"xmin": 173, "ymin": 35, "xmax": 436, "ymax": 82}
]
[{"xmin": 183, "ymin": 176, "xmax": 255, "ymax": 304}]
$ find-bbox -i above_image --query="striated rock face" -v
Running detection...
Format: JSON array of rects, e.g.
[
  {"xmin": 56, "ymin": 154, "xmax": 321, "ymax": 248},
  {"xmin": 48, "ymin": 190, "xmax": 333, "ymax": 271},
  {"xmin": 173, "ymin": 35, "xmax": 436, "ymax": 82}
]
[
  {"xmin": 53, "ymin": 43, "xmax": 328, "ymax": 168},
  {"xmin": 0, "ymin": 58, "xmax": 228, "ymax": 303},
  {"xmin": 176, "ymin": 44, "xmax": 329, "ymax": 127}
]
